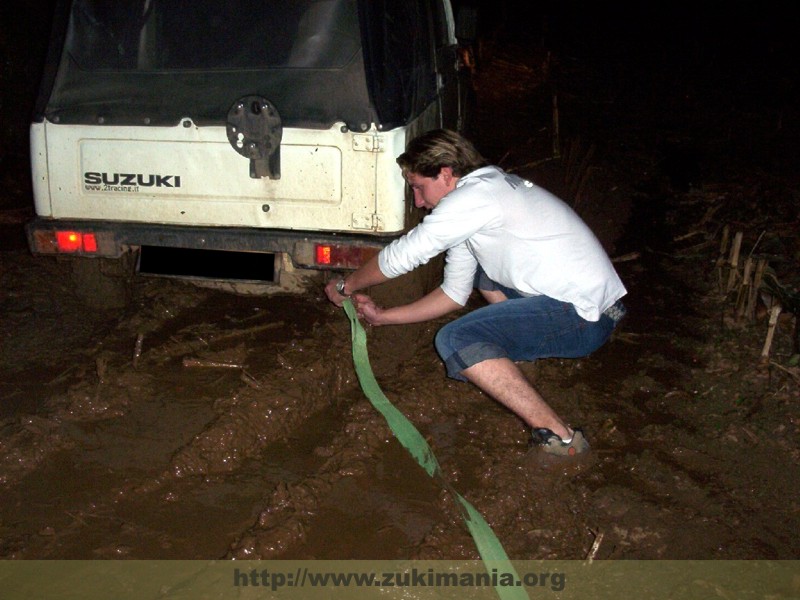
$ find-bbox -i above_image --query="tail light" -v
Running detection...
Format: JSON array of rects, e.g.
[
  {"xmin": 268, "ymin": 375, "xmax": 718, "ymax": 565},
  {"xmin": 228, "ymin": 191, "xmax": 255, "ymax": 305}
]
[
  {"xmin": 55, "ymin": 231, "xmax": 98, "ymax": 253},
  {"xmin": 30, "ymin": 229, "xmax": 101, "ymax": 254},
  {"xmin": 313, "ymin": 243, "xmax": 379, "ymax": 269}
]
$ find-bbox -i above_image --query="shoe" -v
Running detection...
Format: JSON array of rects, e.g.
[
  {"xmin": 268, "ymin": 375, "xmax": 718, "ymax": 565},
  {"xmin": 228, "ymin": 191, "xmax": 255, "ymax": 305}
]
[{"xmin": 530, "ymin": 428, "xmax": 590, "ymax": 456}]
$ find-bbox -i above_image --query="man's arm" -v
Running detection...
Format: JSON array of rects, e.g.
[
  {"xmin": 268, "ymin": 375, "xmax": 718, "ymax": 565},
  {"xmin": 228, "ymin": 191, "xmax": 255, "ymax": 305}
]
[
  {"xmin": 344, "ymin": 253, "xmax": 387, "ymax": 293},
  {"xmin": 353, "ymin": 287, "xmax": 462, "ymax": 326}
]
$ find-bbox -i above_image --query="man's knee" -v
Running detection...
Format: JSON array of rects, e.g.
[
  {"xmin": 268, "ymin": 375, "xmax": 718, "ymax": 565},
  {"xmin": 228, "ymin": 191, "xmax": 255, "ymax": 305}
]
[{"xmin": 434, "ymin": 323, "xmax": 455, "ymax": 358}]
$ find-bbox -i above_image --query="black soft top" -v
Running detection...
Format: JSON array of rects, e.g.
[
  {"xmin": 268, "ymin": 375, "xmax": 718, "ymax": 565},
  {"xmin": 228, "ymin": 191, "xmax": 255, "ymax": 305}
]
[{"xmin": 35, "ymin": 0, "xmax": 448, "ymax": 131}]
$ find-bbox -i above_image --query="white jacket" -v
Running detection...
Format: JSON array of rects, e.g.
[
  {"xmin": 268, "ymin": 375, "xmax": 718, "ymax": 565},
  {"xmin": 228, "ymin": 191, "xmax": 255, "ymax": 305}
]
[{"xmin": 378, "ymin": 166, "xmax": 627, "ymax": 322}]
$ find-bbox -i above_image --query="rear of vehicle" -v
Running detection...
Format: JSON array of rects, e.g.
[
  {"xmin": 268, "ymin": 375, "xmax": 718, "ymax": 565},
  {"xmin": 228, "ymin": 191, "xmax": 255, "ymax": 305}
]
[{"xmin": 27, "ymin": 0, "xmax": 471, "ymax": 304}]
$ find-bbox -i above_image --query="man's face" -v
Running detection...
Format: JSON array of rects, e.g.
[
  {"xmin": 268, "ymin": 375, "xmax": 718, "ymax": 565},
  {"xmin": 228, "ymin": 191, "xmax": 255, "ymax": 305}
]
[{"xmin": 405, "ymin": 167, "xmax": 457, "ymax": 210}]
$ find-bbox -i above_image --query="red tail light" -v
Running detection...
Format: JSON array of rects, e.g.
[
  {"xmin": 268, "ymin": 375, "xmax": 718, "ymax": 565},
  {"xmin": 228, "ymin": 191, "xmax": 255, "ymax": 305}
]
[
  {"xmin": 54, "ymin": 231, "xmax": 98, "ymax": 253},
  {"xmin": 313, "ymin": 243, "xmax": 379, "ymax": 269},
  {"xmin": 316, "ymin": 244, "xmax": 332, "ymax": 265},
  {"xmin": 82, "ymin": 233, "xmax": 98, "ymax": 252}
]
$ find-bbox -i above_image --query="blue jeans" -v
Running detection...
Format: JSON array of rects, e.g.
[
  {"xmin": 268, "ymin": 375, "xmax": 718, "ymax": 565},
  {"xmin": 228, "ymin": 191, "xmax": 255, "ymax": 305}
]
[{"xmin": 434, "ymin": 279, "xmax": 622, "ymax": 382}]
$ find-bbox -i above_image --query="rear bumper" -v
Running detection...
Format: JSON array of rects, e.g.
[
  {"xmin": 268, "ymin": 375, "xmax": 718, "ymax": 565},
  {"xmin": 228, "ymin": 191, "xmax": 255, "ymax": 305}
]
[{"xmin": 25, "ymin": 218, "xmax": 394, "ymax": 270}]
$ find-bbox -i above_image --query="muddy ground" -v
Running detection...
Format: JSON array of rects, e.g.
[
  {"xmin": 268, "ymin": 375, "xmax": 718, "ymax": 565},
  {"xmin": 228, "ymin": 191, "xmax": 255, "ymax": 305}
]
[{"xmin": 1, "ymin": 9, "xmax": 799, "ymax": 562}]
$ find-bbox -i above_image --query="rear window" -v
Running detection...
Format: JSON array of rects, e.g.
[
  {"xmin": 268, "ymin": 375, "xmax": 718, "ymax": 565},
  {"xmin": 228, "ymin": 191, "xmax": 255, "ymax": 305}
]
[{"xmin": 66, "ymin": 0, "xmax": 360, "ymax": 71}]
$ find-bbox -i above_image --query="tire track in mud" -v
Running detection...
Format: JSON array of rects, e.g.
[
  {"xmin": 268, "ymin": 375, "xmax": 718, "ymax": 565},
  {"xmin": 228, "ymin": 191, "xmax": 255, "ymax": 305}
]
[
  {"xmin": 220, "ymin": 321, "xmax": 449, "ymax": 558},
  {"xmin": 1, "ymin": 271, "xmax": 465, "ymax": 559},
  {"xmin": 0, "ymin": 278, "xmax": 366, "ymax": 557},
  {"xmin": 126, "ymin": 311, "xmax": 393, "ymax": 558},
  {"xmin": 218, "ymin": 319, "xmax": 460, "ymax": 559},
  {"xmin": 163, "ymin": 336, "xmax": 355, "ymax": 479},
  {"xmin": 0, "ymin": 265, "xmax": 727, "ymax": 562},
  {"xmin": 227, "ymin": 399, "xmax": 397, "ymax": 558},
  {"xmin": 0, "ymin": 415, "xmax": 75, "ymax": 487},
  {"xmin": 225, "ymin": 322, "xmax": 601, "ymax": 561},
  {"xmin": 120, "ymin": 298, "xmax": 462, "ymax": 559}
]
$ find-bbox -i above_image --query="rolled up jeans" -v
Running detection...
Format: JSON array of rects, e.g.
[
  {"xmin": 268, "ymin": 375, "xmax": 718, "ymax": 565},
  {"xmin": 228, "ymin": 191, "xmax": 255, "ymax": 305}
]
[{"xmin": 434, "ymin": 280, "xmax": 623, "ymax": 382}]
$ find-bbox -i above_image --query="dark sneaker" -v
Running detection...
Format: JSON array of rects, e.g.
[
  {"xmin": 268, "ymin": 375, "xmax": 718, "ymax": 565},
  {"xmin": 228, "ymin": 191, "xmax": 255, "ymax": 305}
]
[{"xmin": 530, "ymin": 428, "xmax": 590, "ymax": 456}]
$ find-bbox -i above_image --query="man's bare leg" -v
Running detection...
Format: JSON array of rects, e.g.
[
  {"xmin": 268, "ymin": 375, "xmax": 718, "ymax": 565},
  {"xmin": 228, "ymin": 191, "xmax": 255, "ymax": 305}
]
[{"xmin": 461, "ymin": 357, "xmax": 573, "ymax": 439}]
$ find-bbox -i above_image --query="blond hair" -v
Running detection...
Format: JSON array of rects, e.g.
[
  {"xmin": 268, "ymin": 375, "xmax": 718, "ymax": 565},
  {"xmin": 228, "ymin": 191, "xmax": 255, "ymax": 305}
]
[{"xmin": 397, "ymin": 129, "xmax": 488, "ymax": 178}]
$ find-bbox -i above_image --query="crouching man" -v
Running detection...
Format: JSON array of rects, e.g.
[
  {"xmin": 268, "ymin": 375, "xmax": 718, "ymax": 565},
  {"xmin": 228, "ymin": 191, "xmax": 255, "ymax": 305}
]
[{"xmin": 325, "ymin": 129, "xmax": 626, "ymax": 456}]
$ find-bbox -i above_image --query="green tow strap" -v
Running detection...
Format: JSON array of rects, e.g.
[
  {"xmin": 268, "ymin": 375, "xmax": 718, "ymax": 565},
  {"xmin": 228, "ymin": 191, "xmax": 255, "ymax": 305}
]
[{"xmin": 343, "ymin": 300, "xmax": 528, "ymax": 600}]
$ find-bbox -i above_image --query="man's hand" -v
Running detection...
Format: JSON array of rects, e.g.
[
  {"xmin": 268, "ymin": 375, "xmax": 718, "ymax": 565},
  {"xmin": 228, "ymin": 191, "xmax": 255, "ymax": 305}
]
[
  {"xmin": 322, "ymin": 256, "xmax": 390, "ymax": 308},
  {"xmin": 324, "ymin": 278, "xmax": 348, "ymax": 307},
  {"xmin": 352, "ymin": 294, "xmax": 385, "ymax": 325}
]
